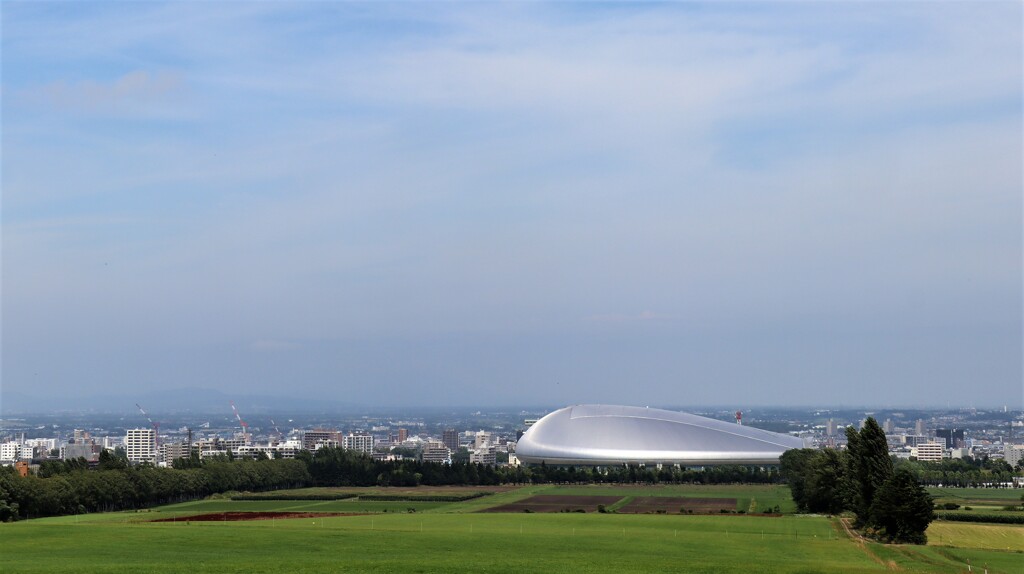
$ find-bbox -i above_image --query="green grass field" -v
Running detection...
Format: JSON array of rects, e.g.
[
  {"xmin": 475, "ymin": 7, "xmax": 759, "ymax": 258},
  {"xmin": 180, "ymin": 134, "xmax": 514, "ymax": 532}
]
[
  {"xmin": 533, "ymin": 484, "xmax": 797, "ymax": 513},
  {"xmin": 2, "ymin": 485, "xmax": 1020, "ymax": 573}
]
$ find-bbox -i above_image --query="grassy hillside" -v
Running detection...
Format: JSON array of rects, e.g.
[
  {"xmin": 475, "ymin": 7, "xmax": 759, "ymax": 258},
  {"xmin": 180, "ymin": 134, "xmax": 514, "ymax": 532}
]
[{"xmin": 2, "ymin": 485, "xmax": 1020, "ymax": 574}]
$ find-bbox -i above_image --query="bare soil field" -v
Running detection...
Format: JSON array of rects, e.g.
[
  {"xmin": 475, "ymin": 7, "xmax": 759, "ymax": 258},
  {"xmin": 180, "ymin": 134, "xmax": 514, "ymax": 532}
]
[
  {"xmin": 485, "ymin": 494, "xmax": 624, "ymax": 513},
  {"xmin": 277, "ymin": 485, "xmax": 520, "ymax": 496},
  {"xmin": 617, "ymin": 497, "xmax": 736, "ymax": 514},
  {"xmin": 151, "ymin": 511, "xmax": 363, "ymax": 522}
]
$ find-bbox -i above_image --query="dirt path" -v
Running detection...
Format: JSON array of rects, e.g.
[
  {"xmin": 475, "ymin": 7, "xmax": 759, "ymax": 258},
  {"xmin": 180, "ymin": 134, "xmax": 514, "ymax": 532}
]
[{"xmin": 837, "ymin": 518, "xmax": 900, "ymax": 571}]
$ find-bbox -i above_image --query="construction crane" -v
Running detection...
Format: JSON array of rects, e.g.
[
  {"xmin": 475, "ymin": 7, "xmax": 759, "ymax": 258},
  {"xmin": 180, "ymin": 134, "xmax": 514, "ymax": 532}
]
[
  {"xmin": 231, "ymin": 402, "xmax": 251, "ymax": 445},
  {"xmin": 135, "ymin": 403, "xmax": 160, "ymax": 448},
  {"xmin": 269, "ymin": 418, "xmax": 283, "ymax": 443}
]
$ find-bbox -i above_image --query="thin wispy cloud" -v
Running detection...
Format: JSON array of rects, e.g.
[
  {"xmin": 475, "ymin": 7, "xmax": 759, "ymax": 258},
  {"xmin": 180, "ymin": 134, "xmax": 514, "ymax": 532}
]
[{"xmin": 2, "ymin": 2, "xmax": 1019, "ymax": 408}]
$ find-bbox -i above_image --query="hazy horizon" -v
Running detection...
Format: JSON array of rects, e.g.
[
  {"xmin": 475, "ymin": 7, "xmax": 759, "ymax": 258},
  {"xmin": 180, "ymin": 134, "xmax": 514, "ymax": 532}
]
[{"xmin": 3, "ymin": 3, "xmax": 1021, "ymax": 410}]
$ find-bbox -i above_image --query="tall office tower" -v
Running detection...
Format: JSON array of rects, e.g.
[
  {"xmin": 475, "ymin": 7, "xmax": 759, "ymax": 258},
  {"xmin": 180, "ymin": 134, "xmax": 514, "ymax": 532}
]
[
  {"xmin": 442, "ymin": 429, "xmax": 459, "ymax": 452},
  {"xmin": 883, "ymin": 419, "xmax": 894, "ymax": 434},
  {"xmin": 397, "ymin": 428, "xmax": 408, "ymax": 442},
  {"xmin": 915, "ymin": 419, "xmax": 925, "ymax": 436},
  {"xmin": 826, "ymin": 419, "xmax": 837, "ymax": 437},
  {"xmin": 935, "ymin": 428, "xmax": 964, "ymax": 449}
]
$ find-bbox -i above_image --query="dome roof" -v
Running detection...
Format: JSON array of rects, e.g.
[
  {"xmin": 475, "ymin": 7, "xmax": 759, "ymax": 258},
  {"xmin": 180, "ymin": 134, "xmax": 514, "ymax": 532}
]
[{"xmin": 515, "ymin": 404, "xmax": 805, "ymax": 465}]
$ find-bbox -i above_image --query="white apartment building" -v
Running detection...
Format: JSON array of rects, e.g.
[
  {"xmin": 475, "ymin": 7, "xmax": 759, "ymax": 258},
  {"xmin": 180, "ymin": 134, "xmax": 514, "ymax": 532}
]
[
  {"xmin": 0, "ymin": 441, "xmax": 22, "ymax": 462},
  {"xmin": 474, "ymin": 431, "xmax": 492, "ymax": 449},
  {"xmin": 421, "ymin": 442, "xmax": 451, "ymax": 464},
  {"xmin": 25, "ymin": 438, "xmax": 57, "ymax": 452},
  {"xmin": 1004, "ymin": 444, "xmax": 1024, "ymax": 468},
  {"xmin": 470, "ymin": 446, "xmax": 496, "ymax": 465},
  {"xmin": 342, "ymin": 433, "xmax": 374, "ymax": 454},
  {"xmin": 125, "ymin": 428, "xmax": 156, "ymax": 463},
  {"xmin": 234, "ymin": 445, "xmax": 299, "ymax": 460},
  {"xmin": 912, "ymin": 441, "xmax": 945, "ymax": 462}
]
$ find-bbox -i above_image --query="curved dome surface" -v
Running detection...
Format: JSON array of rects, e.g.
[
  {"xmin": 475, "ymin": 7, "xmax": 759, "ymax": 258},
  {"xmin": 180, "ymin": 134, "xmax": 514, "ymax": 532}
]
[{"xmin": 516, "ymin": 405, "xmax": 805, "ymax": 466}]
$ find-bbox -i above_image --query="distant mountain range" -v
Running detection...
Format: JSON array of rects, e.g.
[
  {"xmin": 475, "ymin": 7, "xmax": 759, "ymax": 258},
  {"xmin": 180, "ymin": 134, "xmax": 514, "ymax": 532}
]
[{"xmin": 0, "ymin": 387, "xmax": 363, "ymax": 415}]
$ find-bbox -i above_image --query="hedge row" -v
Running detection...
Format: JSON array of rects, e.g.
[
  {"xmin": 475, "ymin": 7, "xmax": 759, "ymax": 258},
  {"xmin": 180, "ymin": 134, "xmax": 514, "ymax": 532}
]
[
  {"xmin": 231, "ymin": 493, "xmax": 357, "ymax": 501},
  {"xmin": 936, "ymin": 512, "xmax": 1024, "ymax": 525},
  {"xmin": 356, "ymin": 493, "xmax": 488, "ymax": 502}
]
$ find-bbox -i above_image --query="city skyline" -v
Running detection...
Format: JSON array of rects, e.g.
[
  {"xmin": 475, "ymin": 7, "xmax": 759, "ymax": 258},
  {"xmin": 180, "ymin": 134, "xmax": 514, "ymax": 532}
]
[{"xmin": 3, "ymin": 3, "xmax": 1022, "ymax": 409}]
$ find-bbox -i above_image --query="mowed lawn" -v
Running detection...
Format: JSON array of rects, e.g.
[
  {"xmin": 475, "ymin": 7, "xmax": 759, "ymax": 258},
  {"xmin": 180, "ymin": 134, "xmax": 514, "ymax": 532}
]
[
  {"xmin": 4, "ymin": 509, "xmax": 1019, "ymax": 574},
  {"xmin": 153, "ymin": 498, "xmax": 452, "ymax": 516},
  {"xmin": 2, "ymin": 512, "xmax": 882, "ymax": 574},
  {"xmin": 533, "ymin": 483, "xmax": 798, "ymax": 513},
  {"xmin": 3, "ymin": 486, "xmax": 1021, "ymax": 573}
]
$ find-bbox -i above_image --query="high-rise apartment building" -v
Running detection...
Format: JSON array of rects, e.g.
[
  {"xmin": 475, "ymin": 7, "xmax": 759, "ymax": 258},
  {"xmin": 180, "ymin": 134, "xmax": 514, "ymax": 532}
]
[
  {"xmin": 162, "ymin": 442, "xmax": 192, "ymax": 464},
  {"xmin": 913, "ymin": 442, "xmax": 944, "ymax": 462},
  {"xmin": 342, "ymin": 433, "xmax": 374, "ymax": 454},
  {"xmin": 421, "ymin": 442, "xmax": 451, "ymax": 464},
  {"xmin": 1004, "ymin": 444, "xmax": 1024, "ymax": 468},
  {"xmin": 303, "ymin": 429, "xmax": 341, "ymax": 451},
  {"xmin": 126, "ymin": 428, "xmax": 156, "ymax": 464},
  {"xmin": 0, "ymin": 442, "xmax": 22, "ymax": 462},
  {"xmin": 470, "ymin": 446, "xmax": 496, "ymax": 465},
  {"xmin": 474, "ymin": 431, "xmax": 492, "ymax": 449}
]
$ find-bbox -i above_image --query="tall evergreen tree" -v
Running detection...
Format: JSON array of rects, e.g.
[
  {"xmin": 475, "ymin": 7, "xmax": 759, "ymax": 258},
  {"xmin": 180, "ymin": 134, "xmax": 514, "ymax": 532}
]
[
  {"xmin": 870, "ymin": 468, "xmax": 935, "ymax": 544},
  {"xmin": 846, "ymin": 417, "xmax": 893, "ymax": 526}
]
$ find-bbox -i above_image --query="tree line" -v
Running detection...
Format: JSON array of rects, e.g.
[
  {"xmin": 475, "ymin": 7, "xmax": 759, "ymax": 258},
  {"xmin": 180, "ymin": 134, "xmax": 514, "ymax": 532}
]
[
  {"xmin": 299, "ymin": 447, "xmax": 783, "ymax": 487},
  {"xmin": 1, "ymin": 445, "xmax": 785, "ymax": 521},
  {"xmin": 895, "ymin": 456, "xmax": 1017, "ymax": 487},
  {"xmin": 0, "ymin": 452, "xmax": 309, "ymax": 521},
  {"xmin": 781, "ymin": 417, "xmax": 935, "ymax": 544}
]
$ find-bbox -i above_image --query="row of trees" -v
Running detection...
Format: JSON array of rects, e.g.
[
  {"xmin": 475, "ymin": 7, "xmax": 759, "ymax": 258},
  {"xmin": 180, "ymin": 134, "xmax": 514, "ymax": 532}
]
[
  {"xmin": 301, "ymin": 447, "xmax": 784, "ymax": 488},
  {"xmin": 781, "ymin": 418, "xmax": 935, "ymax": 544},
  {"xmin": 1, "ymin": 445, "xmax": 789, "ymax": 521},
  {"xmin": 0, "ymin": 456, "xmax": 309, "ymax": 521},
  {"xmin": 895, "ymin": 457, "xmax": 1017, "ymax": 487}
]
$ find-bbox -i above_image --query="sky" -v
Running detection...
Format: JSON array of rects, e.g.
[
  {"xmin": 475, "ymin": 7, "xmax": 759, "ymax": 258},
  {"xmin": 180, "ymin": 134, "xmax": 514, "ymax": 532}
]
[{"xmin": 2, "ymin": 2, "xmax": 1021, "ymax": 410}]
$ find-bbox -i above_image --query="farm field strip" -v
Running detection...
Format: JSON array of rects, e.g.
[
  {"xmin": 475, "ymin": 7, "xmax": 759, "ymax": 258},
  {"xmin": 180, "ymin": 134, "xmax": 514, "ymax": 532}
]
[
  {"xmin": 5, "ymin": 488, "xmax": 1023, "ymax": 574},
  {"xmin": 617, "ymin": 497, "xmax": 737, "ymax": 514},
  {"xmin": 927, "ymin": 488, "xmax": 1024, "ymax": 502},
  {"xmin": 926, "ymin": 522, "xmax": 1024, "ymax": 552},
  {"xmin": 6, "ymin": 512, "xmax": 1014, "ymax": 574}
]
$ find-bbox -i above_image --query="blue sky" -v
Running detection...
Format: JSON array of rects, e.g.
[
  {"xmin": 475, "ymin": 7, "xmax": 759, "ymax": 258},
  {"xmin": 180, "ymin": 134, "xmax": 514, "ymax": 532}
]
[{"xmin": 2, "ymin": 2, "xmax": 1021, "ymax": 409}]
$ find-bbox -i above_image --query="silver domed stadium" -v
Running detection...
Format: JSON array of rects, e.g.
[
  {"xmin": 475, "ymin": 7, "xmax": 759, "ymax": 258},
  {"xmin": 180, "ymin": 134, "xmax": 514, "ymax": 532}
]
[{"xmin": 515, "ymin": 404, "xmax": 805, "ymax": 466}]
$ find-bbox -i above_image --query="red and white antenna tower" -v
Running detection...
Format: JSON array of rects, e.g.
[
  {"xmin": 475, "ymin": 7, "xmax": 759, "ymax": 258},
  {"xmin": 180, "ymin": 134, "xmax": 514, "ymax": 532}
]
[
  {"xmin": 136, "ymin": 403, "xmax": 160, "ymax": 448},
  {"xmin": 231, "ymin": 402, "xmax": 251, "ymax": 444},
  {"xmin": 735, "ymin": 410, "xmax": 742, "ymax": 425}
]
